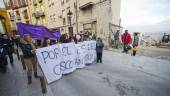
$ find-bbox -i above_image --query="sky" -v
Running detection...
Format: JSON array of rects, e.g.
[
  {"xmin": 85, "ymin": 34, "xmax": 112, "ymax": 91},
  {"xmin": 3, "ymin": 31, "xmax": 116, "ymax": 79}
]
[
  {"xmin": 121, "ymin": 0, "xmax": 170, "ymax": 33},
  {"xmin": 0, "ymin": 0, "xmax": 5, "ymax": 8},
  {"xmin": 1, "ymin": 0, "xmax": 170, "ymax": 33}
]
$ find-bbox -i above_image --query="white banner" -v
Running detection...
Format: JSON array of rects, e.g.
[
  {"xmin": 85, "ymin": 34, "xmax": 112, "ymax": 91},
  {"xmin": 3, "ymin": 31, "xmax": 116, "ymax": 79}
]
[{"xmin": 36, "ymin": 41, "xmax": 96, "ymax": 84}]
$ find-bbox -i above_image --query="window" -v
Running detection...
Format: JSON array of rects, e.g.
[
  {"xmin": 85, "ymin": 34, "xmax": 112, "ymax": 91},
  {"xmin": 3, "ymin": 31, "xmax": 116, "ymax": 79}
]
[
  {"xmin": 24, "ymin": 10, "xmax": 29, "ymax": 19},
  {"xmin": 12, "ymin": 0, "xmax": 17, "ymax": 6},
  {"xmin": 26, "ymin": 21, "xmax": 29, "ymax": 24},
  {"xmin": 20, "ymin": 0, "xmax": 26, "ymax": 6}
]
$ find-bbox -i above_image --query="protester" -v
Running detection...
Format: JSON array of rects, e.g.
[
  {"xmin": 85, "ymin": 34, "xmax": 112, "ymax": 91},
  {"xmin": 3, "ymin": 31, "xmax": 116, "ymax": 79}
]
[
  {"xmin": 76, "ymin": 34, "xmax": 81, "ymax": 43},
  {"xmin": 114, "ymin": 30, "xmax": 120, "ymax": 49},
  {"xmin": 121, "ymin": 30, "xmax": 132, "ymax": 53},
  {"xmin": 20, "ymin": 34, "xmax": 38, "ymax": 84},
  {"xmin": 2, "ymin": 34, "xmax": 15, "ymax": 65},
  {"xmin": 60, "ymin": 34, "xmax": 69, "ymax": 43},
  {"xmin": 69, "ymin": 35, "xmax": 75, "ymax": 42},
  {"xmin": 79, "ymin": 33, "xmax": 84, "ymax": 42},
  {"xmin": 13, "ymin": 35, "xmax": 20, "ymax": 48},
  {"xmin": 74, "ymin": 34, "xmax": 78, "ymax": 44},
  {"xmin": 42, "ymin": 37, "xmax": 51, "ymax": 47},
  {"xmin": 96, "ymin": 38, "xmax": 104, "ymax": 63},
  {"xmin": 37, "ymin": 40, "xmax": 42, "ymax": 47},
  {"xmin": 92, "ymin": 34, "xmax": 97, "ymax": 40},
  {"xmin": 51, "ymin": 40, "xmax": 57, "ymax": 45},
  {"xmin": 132, "ymin": 33, "xmax": 139, "ymax": 56},
  {"xmin": 31, "ymin": 38, "xmax": 38, "ymax": 48},
  {"xmin": 0, "ymin": 35, "xmax": 8, "ymax": 73}
]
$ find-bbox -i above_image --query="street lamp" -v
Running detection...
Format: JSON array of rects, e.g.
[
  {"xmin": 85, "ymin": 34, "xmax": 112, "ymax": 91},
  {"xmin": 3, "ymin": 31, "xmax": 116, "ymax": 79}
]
[
  {"xmin": 67, "ymin": 10, "xmax": 73, "ymax": 36},
  {"xmin": 0, "ymin": 15, "xmax": 7, "ymax": 34},
  {"xmin": 67, "ymin": 10, "xmax": 73, "ymax": 26}
]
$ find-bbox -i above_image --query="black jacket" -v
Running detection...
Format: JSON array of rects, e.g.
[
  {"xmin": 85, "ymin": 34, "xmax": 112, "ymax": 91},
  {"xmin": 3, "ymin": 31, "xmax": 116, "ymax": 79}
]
[
  {"xmin": 20, "ymin": 42, "xmax": 35, "ymax": 58},
  {"xmin": 96, "ymin": 42, "xmax": 104, "ymax": 53},
  {"xmin": 2, "ymin": 38, "xmax": 15, "ymax": 54}
]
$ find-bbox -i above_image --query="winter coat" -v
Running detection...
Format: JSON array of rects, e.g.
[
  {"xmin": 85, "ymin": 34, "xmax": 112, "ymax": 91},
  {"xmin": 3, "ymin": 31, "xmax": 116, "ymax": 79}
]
[
  {"xmin": 20, "ymin": 40, "xmax": 36, "ymax": 58},
  {"xmin": 96, "ymin": 42, "xmax": 104, "ymax": 53},
  {"xmin": 133, "ymin": 36, "xmax": 139, "ymax": 47},
  {"xmin": 2, "ymin": 38, "xmax": 15, "ymax": 54},
  {"xmin": 121, "ymin": 33, "xmax": 132, "ymax": 44}
]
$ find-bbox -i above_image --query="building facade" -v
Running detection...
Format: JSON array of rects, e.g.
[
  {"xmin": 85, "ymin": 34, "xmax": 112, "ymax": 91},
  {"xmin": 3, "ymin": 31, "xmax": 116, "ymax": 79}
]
[
  {"xmin": 0, "ymin": 8, "xmax": 11, "ymax": 34},
  {"xmin": 4, "ymin": 0, "xmax": 30, "ymax": 33},
  {"xmin": 27, "ymin": 0, "xmax": 46, "ymax": 26},
  {"xmin": 44, "ymin": 0, "xmax": 121, "ymax": 45}
]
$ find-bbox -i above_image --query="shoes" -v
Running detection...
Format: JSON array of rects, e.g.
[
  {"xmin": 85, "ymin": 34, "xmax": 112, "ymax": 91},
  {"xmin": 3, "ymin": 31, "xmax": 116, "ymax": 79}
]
[{"xmin": 34, "ymin": 72, "xmax": 39, "ymax": 78}]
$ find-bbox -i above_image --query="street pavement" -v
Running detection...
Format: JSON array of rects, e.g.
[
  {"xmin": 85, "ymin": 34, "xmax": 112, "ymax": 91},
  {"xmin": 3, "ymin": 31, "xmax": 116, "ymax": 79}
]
[{"xmin": 0, "ymin": 50, "xmax": 170, "ymax": 96}]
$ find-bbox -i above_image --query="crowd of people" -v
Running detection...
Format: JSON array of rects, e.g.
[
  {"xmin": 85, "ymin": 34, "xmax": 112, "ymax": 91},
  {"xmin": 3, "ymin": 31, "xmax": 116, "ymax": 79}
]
[
  {"xmin": 112, "ymin": 30, "xmax": 140, "ymax": 56},
  {"xmin": 0, "ymin": 30, "xmax": 139, "ymax": 84},
  {"xmin": 0, "ymin": 32, "xmax": 101, "ymax": 84}
]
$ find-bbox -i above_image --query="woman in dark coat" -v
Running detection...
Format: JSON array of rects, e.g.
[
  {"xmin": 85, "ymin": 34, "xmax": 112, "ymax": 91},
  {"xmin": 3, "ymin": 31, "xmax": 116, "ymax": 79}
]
[{"xmin": 96, "ymin": 38, "xmax": 104, "ymax": 63}]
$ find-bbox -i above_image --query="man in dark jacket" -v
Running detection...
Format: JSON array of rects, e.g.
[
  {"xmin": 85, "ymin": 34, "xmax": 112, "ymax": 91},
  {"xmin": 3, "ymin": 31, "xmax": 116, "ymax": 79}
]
[
  {"xmin": 96, "ymin": 38, "xmax": 104, "ymax": 63},
  {"xmin": 2, "ymin": 34, "xmax": 15, "ymax": 65},
  {"xmin": 20, "ymin": 34, "xmax": 38, "ymax": 84}
]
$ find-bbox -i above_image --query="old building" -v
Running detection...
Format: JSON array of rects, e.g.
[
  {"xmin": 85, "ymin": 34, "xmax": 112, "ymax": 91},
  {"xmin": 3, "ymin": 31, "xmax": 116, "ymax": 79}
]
[
  {"xmin": 0, "ymin": 8, "xmax": 11, "ymax": 34},
  {"xmin": 4, "ymin": 0, "xmax": 30, "ymax": 33},
  {"xmin": 44, "ymin": 0, "xmax": 121, "ymax": 45},
  {"xmin": 27, "ymin": 0, "xmax": 46, "ymax": 25}
]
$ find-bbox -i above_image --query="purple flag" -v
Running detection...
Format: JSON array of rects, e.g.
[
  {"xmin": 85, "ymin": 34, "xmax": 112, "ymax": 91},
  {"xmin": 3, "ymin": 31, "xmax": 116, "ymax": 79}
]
[
  {"xmin": 53, "ymin": 27, "xmax": 61, "ymax": 38},
  {"xmin": 17, "ymin": 23, "xmax": 61, "ymax": 40}
]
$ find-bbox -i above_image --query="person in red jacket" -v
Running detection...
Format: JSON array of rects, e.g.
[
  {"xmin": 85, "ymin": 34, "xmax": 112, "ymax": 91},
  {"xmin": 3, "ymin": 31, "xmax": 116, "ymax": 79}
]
[{"xmin": 121, "ymin": 30, "xmax": 132, "ymax": 53}]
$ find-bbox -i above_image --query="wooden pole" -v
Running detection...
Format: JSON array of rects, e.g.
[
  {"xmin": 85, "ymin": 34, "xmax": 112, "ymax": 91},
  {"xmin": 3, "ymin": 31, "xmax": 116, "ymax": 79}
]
[{"xmin": 39, "ymin": 76, "xmax": 47, "ymax": 94}]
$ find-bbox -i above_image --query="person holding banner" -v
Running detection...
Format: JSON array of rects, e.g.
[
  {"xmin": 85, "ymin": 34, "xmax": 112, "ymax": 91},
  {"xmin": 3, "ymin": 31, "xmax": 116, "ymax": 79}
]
[
  {"xmin": 96, "ymin": 38, "xmax": 104, "ymax": 63},
  {"xmin": 20, "ymin": 34, "xmax": 38, "ymax": 84},
  {"xmin": 42, "ymin": 37, "xmax": 51, "ymax": 47}
]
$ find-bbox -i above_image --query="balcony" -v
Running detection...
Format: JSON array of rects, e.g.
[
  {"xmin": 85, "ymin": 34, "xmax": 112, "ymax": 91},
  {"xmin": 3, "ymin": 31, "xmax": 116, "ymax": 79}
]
[
  {"xmin": 32, "ymin": 11, "xmax": 45, "ymax": 18},
  {"xmin": 12, "ymin": 5, "xmax": 18, "ymax": 10},
  {"xmin": 39, "ymin": 11, "xmax": 45, "ymax": 16},
  {"xmin": 79, "ymin": 2, "xmax": 94, "ymax": 10},
  {"xmin": 10, "ymin": 16, "xmax": 15, "ymax": 21},
  {"xmin": 16, "ymin": 16, "xmax": 21, "ymax": 21}
]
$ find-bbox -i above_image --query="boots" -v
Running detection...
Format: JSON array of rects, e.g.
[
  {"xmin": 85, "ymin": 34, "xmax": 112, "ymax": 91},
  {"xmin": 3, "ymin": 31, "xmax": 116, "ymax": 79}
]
[
  {"xmin": 28, "ymin": 76, "xmax": 32, "ymax": 84},
  {"xmin": 34, "ymin": 72, "xmax": 39, "ymax": 78}
]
